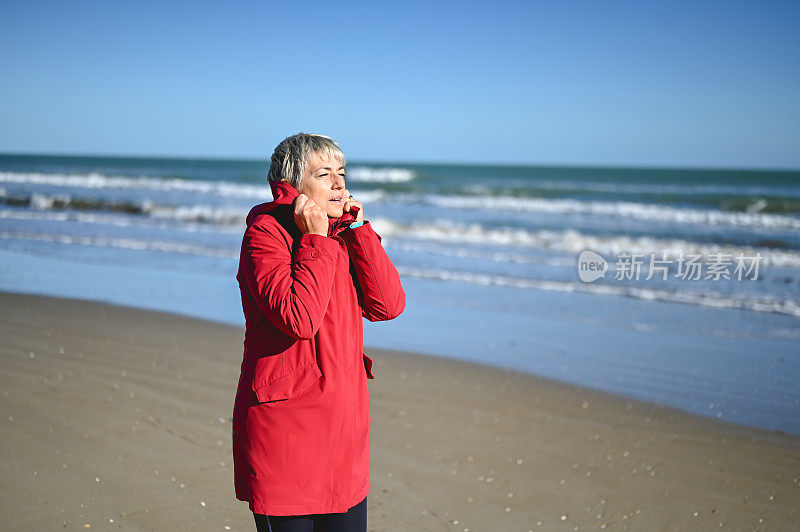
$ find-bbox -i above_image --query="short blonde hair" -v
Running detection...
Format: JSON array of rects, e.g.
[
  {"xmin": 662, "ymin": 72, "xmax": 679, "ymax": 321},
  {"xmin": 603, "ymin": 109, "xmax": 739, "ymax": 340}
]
[{"xmin": 267, "ymin": 133, "xmax": 346, "ymax": 189}]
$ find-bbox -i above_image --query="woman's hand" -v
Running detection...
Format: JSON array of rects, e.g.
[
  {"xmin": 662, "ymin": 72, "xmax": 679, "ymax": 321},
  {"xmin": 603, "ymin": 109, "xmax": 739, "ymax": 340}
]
[
  {"xmin": 343, "ymin": 190, "xmax": 364, "ymax": 223},
  {"xmin": 293, "ymin": 194, "xmax": 329, "ymax": 236}
]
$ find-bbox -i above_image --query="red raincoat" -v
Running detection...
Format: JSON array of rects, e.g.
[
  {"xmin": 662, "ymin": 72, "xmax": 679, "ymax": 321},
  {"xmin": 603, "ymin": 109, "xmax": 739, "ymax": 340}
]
[{"xmin": 232, "ymin": 181, "xmax": 405, "ymax": 515}]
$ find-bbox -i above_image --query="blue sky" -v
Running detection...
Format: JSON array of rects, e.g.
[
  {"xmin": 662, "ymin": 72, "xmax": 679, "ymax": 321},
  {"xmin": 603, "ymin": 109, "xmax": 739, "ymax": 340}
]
[{"xmin": 1, "ymin": 1, "xmax": 798, "ymax": 168}]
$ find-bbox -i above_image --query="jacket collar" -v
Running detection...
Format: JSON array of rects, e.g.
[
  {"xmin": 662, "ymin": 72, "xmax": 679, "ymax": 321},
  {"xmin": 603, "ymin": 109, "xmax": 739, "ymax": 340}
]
[
  {"xmin": 269, "ymin": 180, "xmax": 298, "ymax": 205},
  {"xmin": 246, "ymin": 180, "xmax": 359, "ymax": 237}
]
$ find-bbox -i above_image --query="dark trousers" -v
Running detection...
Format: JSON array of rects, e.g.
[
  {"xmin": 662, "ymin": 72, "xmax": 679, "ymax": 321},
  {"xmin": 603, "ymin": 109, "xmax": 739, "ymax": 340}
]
[{"xmin": 253, "ymin": 497, "xmax": 367, "ymax": 532}]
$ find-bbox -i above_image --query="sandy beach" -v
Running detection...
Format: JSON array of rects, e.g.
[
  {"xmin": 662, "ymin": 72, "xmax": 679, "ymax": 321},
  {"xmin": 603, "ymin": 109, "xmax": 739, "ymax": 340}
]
[{"xmin": 1, "ymin": 292, "xmax": 798, "ymax": 531}]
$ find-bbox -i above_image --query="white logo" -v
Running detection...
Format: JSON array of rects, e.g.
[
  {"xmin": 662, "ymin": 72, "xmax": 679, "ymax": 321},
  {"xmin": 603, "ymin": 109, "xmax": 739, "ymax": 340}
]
[{"xmin": 577, "ymin": 250, "xmax": 608, "ymax": 282}]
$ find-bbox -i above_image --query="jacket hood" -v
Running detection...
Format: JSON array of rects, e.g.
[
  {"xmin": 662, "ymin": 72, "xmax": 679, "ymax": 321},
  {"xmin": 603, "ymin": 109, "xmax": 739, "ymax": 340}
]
[{"xmin": 246, "ymin": 180, "xmax": 359, "ymax": 237}]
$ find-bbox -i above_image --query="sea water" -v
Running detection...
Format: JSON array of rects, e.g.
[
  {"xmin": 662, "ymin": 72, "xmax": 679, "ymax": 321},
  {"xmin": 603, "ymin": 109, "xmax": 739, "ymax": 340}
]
[{"xmin": 1, "ymin": 154, "xmax": 798, "ymax": 433}]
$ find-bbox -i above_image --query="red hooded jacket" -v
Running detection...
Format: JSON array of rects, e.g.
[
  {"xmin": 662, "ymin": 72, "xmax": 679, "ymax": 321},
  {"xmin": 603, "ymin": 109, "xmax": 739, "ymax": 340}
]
[{"xmin": 232, "ymin": 181, "xmax": 405, "ymax": 515}]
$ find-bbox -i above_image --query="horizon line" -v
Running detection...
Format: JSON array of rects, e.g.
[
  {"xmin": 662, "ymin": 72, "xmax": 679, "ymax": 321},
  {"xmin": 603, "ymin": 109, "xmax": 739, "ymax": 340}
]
[{"xmin": 1, "ymin": 150, "xmax": 798, "ymax": 173}]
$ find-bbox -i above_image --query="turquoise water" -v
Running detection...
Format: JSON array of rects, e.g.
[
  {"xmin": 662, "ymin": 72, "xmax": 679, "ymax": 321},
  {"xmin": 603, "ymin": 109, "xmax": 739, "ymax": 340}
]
[{"xmin": 1, "ymin": 154, "xmax": 799, "ymax": 433}]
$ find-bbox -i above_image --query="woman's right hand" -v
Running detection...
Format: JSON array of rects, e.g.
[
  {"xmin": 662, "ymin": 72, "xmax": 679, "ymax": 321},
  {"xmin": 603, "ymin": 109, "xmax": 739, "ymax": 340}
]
[{"xmin": 293, "ymin": 194, "xmax": 328, "ymax": 236}]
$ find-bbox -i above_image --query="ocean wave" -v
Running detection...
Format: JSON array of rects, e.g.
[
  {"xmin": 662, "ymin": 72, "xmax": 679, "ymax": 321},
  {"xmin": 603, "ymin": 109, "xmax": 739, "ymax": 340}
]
[
  {"xmin": 2, "ymin": 228, "xmax": 797, "ymax": 318},
  {"xmin": 386, "ymin": 241, "xmax": 571, "ymax": 266},
  {"xmin": 346, "ymin": 166, "xmax": 416, "ymax": 182},
  {"xmin": 371, "ymin": 218, "xmax": 800, "ymax": 268},
  {"xmin": 396, "ymin": 266, "xmax": 800, "ymax": 318},
  {"xmin": 1, "ymin": 188, "xmax": 386, "ymax": 224},
  {"xmin": 420, "ymin": 194, "xmax": 800, "ymax": 230},
  {"xmin": 0, "ymin": 208, "xmax": 242, "ymax": 233},
  {"xmin": 523, "ymin": 179, "xmax": 800, "ymax": 199},
  {"xmin": 0, "ymin": 171, "xmax": 266, "ymax": 198},
  {"xmin": 0, "ymin": 230, "xmax": 236, "ymax": 258},
  {"xmin": 0, "ymin": 190, "xmax": 249, "ymax": 225}
]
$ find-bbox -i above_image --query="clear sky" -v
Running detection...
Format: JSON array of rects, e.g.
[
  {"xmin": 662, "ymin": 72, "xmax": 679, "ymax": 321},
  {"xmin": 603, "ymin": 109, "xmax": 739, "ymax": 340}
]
[{"xmin": 1, "ymin": 0, "xmax": 798, "ymax": 168}]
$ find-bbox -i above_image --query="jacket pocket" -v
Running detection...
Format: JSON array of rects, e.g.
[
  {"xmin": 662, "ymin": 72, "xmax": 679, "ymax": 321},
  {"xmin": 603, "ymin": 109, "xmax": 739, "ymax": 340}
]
[
  {"xmin": 363, "ymin": 353, "xmax": 375, "ymax": 379},
  {"xmin": 252, "ymin": 356, "xmax": 322, "ymax": 403}
]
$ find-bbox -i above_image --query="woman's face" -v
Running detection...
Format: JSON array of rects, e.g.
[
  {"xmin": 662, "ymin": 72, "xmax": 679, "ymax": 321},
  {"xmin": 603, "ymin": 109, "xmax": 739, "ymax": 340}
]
[{"xmin": 297, "ymin": 152, "xmax": 348, "ymax": 218}]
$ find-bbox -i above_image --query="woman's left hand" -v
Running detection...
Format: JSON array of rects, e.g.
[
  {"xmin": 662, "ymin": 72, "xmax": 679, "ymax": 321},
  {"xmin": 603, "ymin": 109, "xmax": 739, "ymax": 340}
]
[{"xmin": 343, "ymin": 190, "xmax": 364, "ymax": 223}]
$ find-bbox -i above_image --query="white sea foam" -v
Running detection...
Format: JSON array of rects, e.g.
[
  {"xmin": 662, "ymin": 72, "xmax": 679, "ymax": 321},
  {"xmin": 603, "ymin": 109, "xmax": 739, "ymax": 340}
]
[
  {"xmin": 421, "ymin": 194, "xmax": 800, "ymax": 230},
  {"xmin": 346, "ymin": 166, "xmax": 416, "ymax": 182},
  {"xmin": 371, "ymin": 218, "xmax": 800, "ymax": 268},
  {"xmin": 395, "ymin": 266, "xmax": 800, "ymax": 318},
  {"xmin": 0, "ymin": 171, "xmax": 266, "ymax": 198}
]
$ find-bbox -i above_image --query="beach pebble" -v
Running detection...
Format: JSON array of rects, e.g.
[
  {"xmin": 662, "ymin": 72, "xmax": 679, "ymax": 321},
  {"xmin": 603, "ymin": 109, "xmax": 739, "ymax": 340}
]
[{"xmin": 560, "ymin": 514, "xmax": 567, "ymax": 520}]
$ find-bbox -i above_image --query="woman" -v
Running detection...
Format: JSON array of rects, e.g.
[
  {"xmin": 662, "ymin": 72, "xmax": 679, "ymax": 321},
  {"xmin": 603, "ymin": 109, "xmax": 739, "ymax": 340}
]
[{"xmin": 233, "ymin": 133, "xmax": 405, "ymax": 532}]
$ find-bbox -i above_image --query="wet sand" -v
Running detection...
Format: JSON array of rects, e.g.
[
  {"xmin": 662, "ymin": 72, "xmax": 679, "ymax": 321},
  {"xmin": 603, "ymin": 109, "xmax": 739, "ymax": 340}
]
[{"xmin": 1, "ymin": 292, "xmax": 798, "ymax": 530}]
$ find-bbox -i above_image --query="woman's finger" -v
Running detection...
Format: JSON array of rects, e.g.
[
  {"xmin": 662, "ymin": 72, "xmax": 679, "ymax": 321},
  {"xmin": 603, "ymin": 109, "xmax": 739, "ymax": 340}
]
[{"xmin": 293, "ymin": 194, "xmax": 308, "ymax": 214}]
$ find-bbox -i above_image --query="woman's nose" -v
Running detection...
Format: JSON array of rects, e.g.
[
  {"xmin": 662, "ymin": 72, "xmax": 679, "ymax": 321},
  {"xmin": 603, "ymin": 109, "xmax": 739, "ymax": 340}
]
[{"xmin": 332, "ymin": 173, "xmax": 345, "ymax": 189}]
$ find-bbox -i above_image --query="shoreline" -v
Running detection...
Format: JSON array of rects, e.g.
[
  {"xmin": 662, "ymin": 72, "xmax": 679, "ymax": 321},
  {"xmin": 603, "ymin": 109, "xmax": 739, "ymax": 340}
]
[
  {"xmin": 2, "ymin": 244, "xmax": 799, "ymax": 436},
  {"xmin": 1, "ymin": 292, "xmax": 799, "ymax": 530}
]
